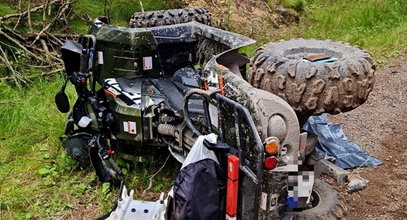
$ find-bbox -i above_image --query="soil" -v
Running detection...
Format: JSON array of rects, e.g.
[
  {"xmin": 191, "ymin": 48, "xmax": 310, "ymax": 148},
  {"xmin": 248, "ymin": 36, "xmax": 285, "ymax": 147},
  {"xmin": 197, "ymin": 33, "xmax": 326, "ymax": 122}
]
[
  {"xmin": 329, "ymin": 58, "xmax": 407, "ymax": 219},
  {"xmin": 180, "ymin": 0, "xmax": 299, "ymax": 38}
]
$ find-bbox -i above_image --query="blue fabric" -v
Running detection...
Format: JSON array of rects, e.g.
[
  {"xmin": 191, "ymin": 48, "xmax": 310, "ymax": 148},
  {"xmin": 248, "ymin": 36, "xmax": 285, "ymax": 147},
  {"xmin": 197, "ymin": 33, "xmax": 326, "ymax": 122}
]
[{"xmin": 303, "ymin": 114, "xmax": 383, "ymax": 169}]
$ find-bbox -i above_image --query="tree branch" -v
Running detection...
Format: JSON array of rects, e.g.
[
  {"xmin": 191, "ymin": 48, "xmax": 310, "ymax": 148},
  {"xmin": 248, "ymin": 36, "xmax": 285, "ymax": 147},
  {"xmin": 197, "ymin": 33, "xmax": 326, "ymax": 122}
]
[
  {"xmin": 31, "ymin": 0, "xmax": 75, "ymax": 45},
  {"xmin": 0, "ymin": 29, "xmax": 45, "ymax": 62},
  {"xmin": 0, "ymin": 46, "xmax": 26, "ymax": 88},
  {"xmin": 0, "ymin": 68, "xmax": 64, "ymax": 82},
  {"xmin": 0, "ymin": 0, "xmax": 62, "ymax": 22}
]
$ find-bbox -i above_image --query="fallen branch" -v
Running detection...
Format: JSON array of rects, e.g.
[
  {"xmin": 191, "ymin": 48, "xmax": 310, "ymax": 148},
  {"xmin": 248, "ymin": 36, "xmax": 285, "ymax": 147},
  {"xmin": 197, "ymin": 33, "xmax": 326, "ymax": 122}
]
[
  {"xmin": 0, "ymin": 0, "xmax": 61, "ymax": 22},
  {"xmin": 0, "ymin": 29, "xmax": 45, "ymax": 62},
  {"xmin": 261, "ymin": 0, "xmax": 273, "ymax": 13},
  {"xmin": 139, "ymin": 0, "xmax": 144, "ymax": 12},
  {"xmin": 47, "ymin": 33, "xmax": 66, "ymax": 46},
  {"xmin": 0, "ymin": 25, "xmax": 64, "ymax": 63},
  {"xmin": 43, "ymin": 0, "xmax": 49, "ymax": 21},
  {"xmin": 24, "ymin": 42, "xmax": 62, "ymax": 63},
  {"xmin": 40, "ymin": 39, "xmax": 51, "ymax": 63},
  {"xmin": 31, "ymin": 0, "xmax": 74, "ymax": 45},
  {"xmin": 27, "ymin": 0, "xmax": 34, "ymax": 32},
  {"xmin": 24, "ymin": 32, "xmax": 78, "ymax": 40},
  {"xmin": 13, "ymin": 0, "xmax": 23, "ymax": 30},
  {"xmin": 0, "ymin": 68, "xmax": 64, "ymax": 82},
  {"xmin": 0, "ymin": 46, "xmax": 26, "ymax": 88}
]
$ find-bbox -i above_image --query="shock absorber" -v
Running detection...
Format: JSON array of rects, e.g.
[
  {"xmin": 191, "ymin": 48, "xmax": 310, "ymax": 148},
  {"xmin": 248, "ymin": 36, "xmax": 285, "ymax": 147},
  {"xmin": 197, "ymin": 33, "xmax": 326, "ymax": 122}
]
[{"xmin": 157, "ymin": 123, "xmax": 197, "ymax": 151}]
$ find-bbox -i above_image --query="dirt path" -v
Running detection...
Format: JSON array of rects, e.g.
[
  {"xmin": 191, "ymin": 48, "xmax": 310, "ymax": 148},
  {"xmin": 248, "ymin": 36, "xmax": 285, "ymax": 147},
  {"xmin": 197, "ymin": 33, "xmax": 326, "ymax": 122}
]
[{"xmin": 330, "ymin": 59, "xmax": 407, "ymax": 219}]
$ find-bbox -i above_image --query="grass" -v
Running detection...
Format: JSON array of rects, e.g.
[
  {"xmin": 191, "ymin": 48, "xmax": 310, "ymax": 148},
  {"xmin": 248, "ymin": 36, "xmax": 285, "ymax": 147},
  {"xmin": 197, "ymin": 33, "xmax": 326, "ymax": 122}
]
[
  {"xmin": 0, "ymin": 76, "xmax": 179, "ymax": 219},
  {"xmin": 0, "ymin": 3, "xmax": 15, "ymax": 15},
  {"xmin": 70, "ymin": 0, "xmax": 172, "ymax": 33},
  {"xmin": 241, "ymin": 0, "xmax": 407, "ymax": 63},
  {"xmin": 282, "ymin": 0, "xmax": 407, "ymax": 62},
  {"xmin": 0, "ymin": 77, "xmax": 101, "ymax": 219},
  {"xmin": 280, "ymin": 0, "xmax": 307, "ymax": 12}
]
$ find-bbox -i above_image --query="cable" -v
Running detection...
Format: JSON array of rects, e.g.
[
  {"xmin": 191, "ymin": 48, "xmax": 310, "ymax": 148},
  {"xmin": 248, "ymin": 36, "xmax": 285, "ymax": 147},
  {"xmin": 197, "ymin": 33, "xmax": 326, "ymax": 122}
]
[{"xmin": 141, "ymin": 154, "xmax": 171, "ymax": 200}]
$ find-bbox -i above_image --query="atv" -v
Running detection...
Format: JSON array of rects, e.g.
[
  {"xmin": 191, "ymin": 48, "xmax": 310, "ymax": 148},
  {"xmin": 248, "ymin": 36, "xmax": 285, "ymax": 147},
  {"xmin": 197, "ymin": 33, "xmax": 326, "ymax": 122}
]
[{"xmin": 55, "ymin": 8, "xmax": 375, "ymax": 219}]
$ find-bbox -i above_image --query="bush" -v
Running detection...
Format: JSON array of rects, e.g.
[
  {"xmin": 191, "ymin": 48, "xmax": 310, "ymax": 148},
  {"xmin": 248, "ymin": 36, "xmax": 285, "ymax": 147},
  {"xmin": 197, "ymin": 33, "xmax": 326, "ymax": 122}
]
[{"xmin": 280, "ymin": 0, "xmax": 307, "ymax": 12}]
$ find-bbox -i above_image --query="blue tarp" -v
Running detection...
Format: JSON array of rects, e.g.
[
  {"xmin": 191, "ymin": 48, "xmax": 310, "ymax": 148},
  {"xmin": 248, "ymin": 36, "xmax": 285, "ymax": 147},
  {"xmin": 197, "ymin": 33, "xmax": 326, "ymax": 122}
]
[{"xmin": 303, "ymin": 114, "xmax": 383, "ymax": 169}]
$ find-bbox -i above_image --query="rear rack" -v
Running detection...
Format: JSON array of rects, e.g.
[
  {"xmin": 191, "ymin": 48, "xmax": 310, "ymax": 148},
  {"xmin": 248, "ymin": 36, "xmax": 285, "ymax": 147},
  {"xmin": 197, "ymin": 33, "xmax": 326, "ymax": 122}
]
[{"xmin": 183, "ymin": 88, "xmax": 264, "ymax": 218}]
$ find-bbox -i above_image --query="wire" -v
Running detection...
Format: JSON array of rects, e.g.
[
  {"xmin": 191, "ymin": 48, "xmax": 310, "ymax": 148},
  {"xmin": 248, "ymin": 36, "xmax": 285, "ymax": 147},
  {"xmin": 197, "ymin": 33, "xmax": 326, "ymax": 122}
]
[{"xmin": 141, "ymin": 154, "xmax": 171, "ymax": 200}]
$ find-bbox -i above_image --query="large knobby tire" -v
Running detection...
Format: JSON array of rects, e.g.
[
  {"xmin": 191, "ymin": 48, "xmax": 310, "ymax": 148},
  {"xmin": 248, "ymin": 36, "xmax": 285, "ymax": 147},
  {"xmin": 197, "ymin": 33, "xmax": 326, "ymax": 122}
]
[
  {"xmin": 285, "ymin": 179, "xmax": 346, "ymax": 220},
  {"xmin": 129, "ymin": 8, "xmax": 211, "ymax": 28},
  {"xmin": 249, "ymin": 39, "xmax": 376, "ymax": 120}
]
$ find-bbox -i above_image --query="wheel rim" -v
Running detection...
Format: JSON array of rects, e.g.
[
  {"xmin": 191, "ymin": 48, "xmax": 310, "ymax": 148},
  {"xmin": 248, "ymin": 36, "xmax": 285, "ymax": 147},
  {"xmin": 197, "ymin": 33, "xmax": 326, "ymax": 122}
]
[{"xmin": 303, "ymin": 189, "xmax": 321, "ymax": 210}]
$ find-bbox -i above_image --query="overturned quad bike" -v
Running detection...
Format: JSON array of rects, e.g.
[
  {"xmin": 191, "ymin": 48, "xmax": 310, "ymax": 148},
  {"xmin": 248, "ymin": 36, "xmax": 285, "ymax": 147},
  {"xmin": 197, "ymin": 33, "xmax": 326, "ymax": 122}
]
[{"xmin": 55, "ymin": 8, "xmax": 375, "ymax": 220}]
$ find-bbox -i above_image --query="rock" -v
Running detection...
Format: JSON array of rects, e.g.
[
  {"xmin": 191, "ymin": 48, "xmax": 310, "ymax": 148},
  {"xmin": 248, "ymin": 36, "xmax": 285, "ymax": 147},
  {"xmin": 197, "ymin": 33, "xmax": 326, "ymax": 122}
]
[{"xmin": 348, "ymin": 174, "xmax": 369, "ymax": 193}]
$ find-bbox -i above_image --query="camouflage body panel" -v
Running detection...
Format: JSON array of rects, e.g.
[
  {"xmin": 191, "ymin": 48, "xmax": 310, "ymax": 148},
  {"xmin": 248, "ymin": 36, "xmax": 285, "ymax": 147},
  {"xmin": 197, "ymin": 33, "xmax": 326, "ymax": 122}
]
[
  {"xmin": 104, "ymin": 78, "xmax": 143, "ymax": 143},
  {"xmin": 148, "ymin": 21, "xmax": 256, "ymax": 64},
  {"xmin": 92, "ymin": 22, "xmax": 254, "ymax": 84},
  {"xmin": 90, "ymin": 22, "xmax": 257, "ymax": 149},
  {"xmin": 109, "ymin": 97, "xmax": 142, "ymax": 142},
  {"xmin": 94, "ymin": 25, "xmax": 162, "ymax": 83}
]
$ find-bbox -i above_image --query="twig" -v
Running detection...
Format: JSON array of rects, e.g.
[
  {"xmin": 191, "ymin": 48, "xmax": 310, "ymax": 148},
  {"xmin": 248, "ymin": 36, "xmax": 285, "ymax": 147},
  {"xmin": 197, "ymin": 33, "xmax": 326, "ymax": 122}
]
[
  {"xmin": 1, "ymin": 25, "xmax": 25, "ymax": 41},
  {"xmin": 262, "ymin": 0, "xmax": 273, "ymax": 13},
  {"xmin": 26, "ymin": 64, "xmax": 55, "ymax": 68},
  {"xmin": 13, "ymin": 0, "xmax": 23, "ymax": 30},
  {"xmin": 24, "ymin": 32, "xmax": 77, "ymax": 41},
  {"xmin": 71, "ymin": 10, "xmax": 89, "ymax": 23},
  {"xmin": 25, "ymin": 42, "xmax": 62, "ymax": 63},
  {"xmin": 27, "ymin": 0, "xmax": 34, "ymax": 33},
  {"xmin": 40, "ymin": 39, "xmax": 51, "ymax": 63},
  {"xmin": 0, "ymin": 40, "xmax": 20, "ymax": 51},
  {"xmin": 31, "ymin": 0, "xmax": 74, "ymax": 45},
  {"xmin": 0, "ymin": 29, "xmax": 45, "ymax": 62},
  {"xmin": 103, "ymin": 0, "xmax": 111, "ymax": 21},
  {"xmin": 0, "ymin": 46, "xmax": 24, "ymax": 88},
  {"xmin": 47, "ymin": 33, "xmax": 66, "ymax": 45},
  {"xmin": 43, "ymin": 0, "xmax": 49, "ymax": 21},
  {"xmin": 0, "ymin": 68, "xmax": 64, "ymax": 82},
  {"xmin": 139, "ymin": 0, "xmax": 144, "ymax": 12},
  {"xmin": 0, "ymin": 0, "xmax": 61, "ymax": 22},
  {"xmin": 84, "ymin": 13, "xmax": 93, "ymax": 23}
]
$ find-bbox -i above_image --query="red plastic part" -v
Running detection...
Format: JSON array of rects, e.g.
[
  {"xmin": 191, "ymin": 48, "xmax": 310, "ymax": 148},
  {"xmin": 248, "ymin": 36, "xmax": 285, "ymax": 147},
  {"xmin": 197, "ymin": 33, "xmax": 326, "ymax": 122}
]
[
  {"xmin": 226, "ymin": 155, "xmax": 240, "ymax": 217},
  {"xmin": 226, "ymin": 179, "xmax": 238, "ymax": 217},
  {"xmin": 227, "ymin": 155, "xmax": 240, "ymax": 181},
  {"xmin": 264, "ymin": 156, "xmax": 278, "ymax": 170}
]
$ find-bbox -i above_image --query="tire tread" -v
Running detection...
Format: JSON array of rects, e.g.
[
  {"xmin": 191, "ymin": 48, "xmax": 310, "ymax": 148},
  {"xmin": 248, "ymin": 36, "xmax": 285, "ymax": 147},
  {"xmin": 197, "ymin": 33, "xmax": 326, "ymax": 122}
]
[
  {"xmin": 129, "ymin": 8, "xmax": 211, "ymax": 28},
  {"xmin": 249, "ymin": 39, "xmax": 376, "ymax": 118}
]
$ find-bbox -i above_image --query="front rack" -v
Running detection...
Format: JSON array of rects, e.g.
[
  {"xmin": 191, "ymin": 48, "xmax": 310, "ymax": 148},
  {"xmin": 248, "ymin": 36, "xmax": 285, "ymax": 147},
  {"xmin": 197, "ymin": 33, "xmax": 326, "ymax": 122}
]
[{"xmin": 183, "ymin": 88, "xmax": 265, "ymax": 219}]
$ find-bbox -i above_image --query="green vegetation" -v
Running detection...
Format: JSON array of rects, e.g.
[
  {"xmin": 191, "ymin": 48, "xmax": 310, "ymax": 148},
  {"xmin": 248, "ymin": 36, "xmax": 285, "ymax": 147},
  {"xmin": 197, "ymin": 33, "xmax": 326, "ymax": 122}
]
[
  {"xmin": 280, "ymin": 0, "xmax": 307, "ymax": 12},
  {"xmin": 0, "ymin": 3, "xmax": 15, "ymax": 15},
  {"xmin": 1, "ymin": 0, "xmax": 407, "ymax": 219},
  {"xmin": 71, "ymin": 0, "xmax": 175, "ymax": 32},
  {"xmin": 287, "ymin": 0, "xmax": 407, "ymax": 61},
  {"xmin": 0, "ymin": 1, "xmax": 179, "ymax": 219},
  {"xmin": 0, "ymin": 77, "xmax": 178, "ymax": 219}
]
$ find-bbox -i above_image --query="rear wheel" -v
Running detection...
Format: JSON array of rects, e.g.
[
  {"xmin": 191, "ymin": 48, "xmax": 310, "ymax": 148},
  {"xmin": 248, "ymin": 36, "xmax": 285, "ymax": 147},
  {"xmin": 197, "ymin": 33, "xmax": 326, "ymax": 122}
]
[
  {"xmin": 129, "ymin": 8, "xmax": 211, "ymax": 28},
  {"xmin": 284, "ymin": 179, "xmax": 346, "ymax": 220},
  {"xmin": 249, "ymin": 39, "xmax": 376, "ymax": 121}
]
